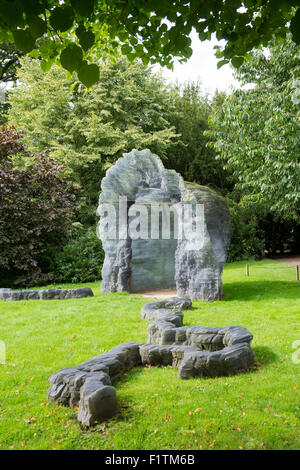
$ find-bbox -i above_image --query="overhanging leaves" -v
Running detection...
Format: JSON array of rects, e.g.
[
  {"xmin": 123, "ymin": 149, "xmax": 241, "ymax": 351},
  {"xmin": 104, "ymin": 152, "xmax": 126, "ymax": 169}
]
[
  {"xmin": 60, "ymin": 44, "xmax": 83, "ymax": 73},
  {"xmin": 77, "ymin": 62, "xmax": 99, "ymax": 87},
  {"xmin": 49, "ymin": 5, "xmax": 74, "ymax": 33},
  {"xmin": 13, "ymin": 30, "xmax": 35, "ymax": 54}
]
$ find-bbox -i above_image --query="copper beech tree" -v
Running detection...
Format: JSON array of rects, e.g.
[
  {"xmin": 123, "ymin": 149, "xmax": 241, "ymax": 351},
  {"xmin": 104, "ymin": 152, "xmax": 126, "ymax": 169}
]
[{"xmin": 0, "ymin": 125, "xmax": 79, "ymax": 285}]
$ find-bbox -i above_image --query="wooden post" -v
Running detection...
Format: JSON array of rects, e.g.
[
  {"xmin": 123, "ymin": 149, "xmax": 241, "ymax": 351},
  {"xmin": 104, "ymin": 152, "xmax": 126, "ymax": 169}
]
[
  {"xmin": 296, "ymin": 265, "xmax": 299, "ymax": 281},
  {"xmin": 246, "ymin": 263, "xmax": 249, "ymax": 277}
]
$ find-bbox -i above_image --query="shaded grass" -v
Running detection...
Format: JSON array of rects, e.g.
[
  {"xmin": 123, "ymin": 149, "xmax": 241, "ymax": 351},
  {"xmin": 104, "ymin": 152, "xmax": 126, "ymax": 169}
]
[{"xmin": 0, "ymin": 259, "xmax": 299, "ymax": 450}]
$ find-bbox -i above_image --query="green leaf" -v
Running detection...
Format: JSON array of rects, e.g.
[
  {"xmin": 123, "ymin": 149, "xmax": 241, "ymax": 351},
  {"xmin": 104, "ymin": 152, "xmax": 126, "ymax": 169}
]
[
  {"xmin": 121, "ymin": 43, "xmax": 132, "ymax": 55},
  {"xmin": 215, "ymin": 48, "xmax": 225, "ymax": 59},
  {"xmin": 290, "ymin": 8, "xmax": 300, "ymax": 45},
  {"xmin": 50, "ymin": 6, "xmax": 74, "ymax": 32},
  {"xmin": 13, "ymin": 29, "xmax": 35, "ymax": 53},
  {"xmin": 76, "ymin": 28, "xmax": 95, "ymax": 51},
  {"xmin": 40, "ymin": 59, "xmax": 53, "ymax": 73},
  {"xmin": 134, "ymin": 44, "xmax": 145, "ymax": 57},
  {"xmin": 217, "ymin": 59, "xmax": 229, "ymax": 69},
  {"xmin": 231, "ymin": 56, "xmax": 244, "ymax": 68},
  {"xmin": 22, "ymin": 0, "xmax": 44, "ymax": 16},
  {"xmin": 0, "ymin": 1, "xmax": 24, "ymax": 28},
  {"xmin": 71, "ymin": 0, "xmax": 95, "ymax": 17},
  {"xmin": 183, "ymin": 46, "xmax": 193, "ymax": 59},
  {"xmin": 28, "ymin": 49, "xmax": 39, "ymax": 58},
  {"xmin": 118, "ymin": 31, "xmax": 128, "ymax": 42},
  {"xmin": 60, "ymin": 45, "xmax": 83, "ymax": 73},
  {"xmin": 77, "ymin": 63, "xmax": 99, "ymax": 87},
  {"xmin": 27, "ymin": 15, "xmax": 47, "ymax": 39}
]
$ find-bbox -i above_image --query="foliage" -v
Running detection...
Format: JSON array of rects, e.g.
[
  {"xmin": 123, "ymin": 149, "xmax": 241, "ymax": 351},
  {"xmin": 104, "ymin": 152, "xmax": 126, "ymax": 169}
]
[
  {"xmin": 0, "ymin": 125, "xmax": 79, "ymax": 286},
  {"xmin": 7, "ymin": 56, "xmax": 231, "ymax": 216},
  {"xmin": 208, "ymin": 37, "xmax": 300, "ymax": 222},
  {"xmin": 7, "ymin": 56, "xmax": 180, "ymax": 223},
  {"xmin": 166, "ymin": 82, "xmax": 232, "ymax": 192},
  {"xmin": 53, "ymin": 226, "xmax": 104, "ymax": 283},
  {"xmin": 226, "ymin": 199, "xmax": 265, "ymax": 261},
  {"xmin": 0, "ymin": 261, "xmax": 300, "ymax": 449},
  {"xmin": 0, "ymin": 41, "xmax": 23, "ymax": 83},
  {"xmin": 227, "ymin": 198, "xmax": 300, "ymax": 261},
  {"xmin": 8, "ymin": 56, "xmax": 179, "ymax": 164},
  {"xmin": 0, "ymin": 42, "xmax": 24, "ymax": 122},
  {"xmin": 0, "ymin": 1, "xmax": 299, "ymax": 87}
]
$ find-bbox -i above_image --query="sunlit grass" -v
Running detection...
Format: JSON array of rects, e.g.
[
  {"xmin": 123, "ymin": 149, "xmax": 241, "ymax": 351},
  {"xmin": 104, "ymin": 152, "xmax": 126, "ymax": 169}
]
[{"xmin": 0, "ymin": 259, "xmax": 299, "ymax": 450}]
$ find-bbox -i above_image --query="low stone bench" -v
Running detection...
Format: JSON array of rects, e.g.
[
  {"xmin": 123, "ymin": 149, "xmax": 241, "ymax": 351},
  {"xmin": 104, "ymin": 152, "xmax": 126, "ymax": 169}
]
[
  {"xmin": 48, "ymin": 342, "xmax": 142, "ymax": 426},
  {"xmin": 48, "ymin": 297, "xmax": 254, "ymax": 427},
  {"xmin": 0, "ymin": 287, "xmax": 93, "ymax": 301},
  {"xmin": 141, "ymin": 297, "xmax": 192, "ymax": 321}
]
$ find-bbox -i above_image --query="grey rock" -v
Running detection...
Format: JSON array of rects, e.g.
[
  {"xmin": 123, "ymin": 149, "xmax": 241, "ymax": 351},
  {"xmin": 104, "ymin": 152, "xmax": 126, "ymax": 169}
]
[
  {"xmin": 164, "ymin": 297, "xmax": 192, "ymax": 310},
  {"xmin": 175, "ymin": 183, "xmax": 232, "ymax": 300},
  {"xmin": 139, "ymin": 343, "xmax": 199, "ymax": 368},
  {"xmin": 178, "ymin": 343, "xmax": 254, "ymax": 379},
  {"xmin": 143, "ymin": 299, "xmax": 254, "ymax": 378},
  {"xmin": 0, "ymin": 287, "xmax": 94, "ymax": 301},
  {"xmin": 139, "ymin": 344, "xmax": 174, "ymax": 366},
  {"xmin": 48, "ymin": 300, "xmax": 254, "ymax": 427},
  {"xmin": 48, "ymin": 342, "xmax": 142, "ymax": 426},
  {"xmin": 141, "ymin": 297, "xmax": 191, "ymax": 322},
  {"xmin": 220, "ymin": 325, "xmax": 254, "ymax": 346},
  {"xmin": 78, "ymin": 379, "xmax": 119, "ymax": 427},
  {"xmin": 97, "ymin": 149, "xmax": 231, "ymax": 301},
  {"xmin": 147, "ymin": 319, "xmax": 177, "ymax": 345},
  {"xmin": 0, "ymin": 288, "xmax": 11, "ymax": 294}
]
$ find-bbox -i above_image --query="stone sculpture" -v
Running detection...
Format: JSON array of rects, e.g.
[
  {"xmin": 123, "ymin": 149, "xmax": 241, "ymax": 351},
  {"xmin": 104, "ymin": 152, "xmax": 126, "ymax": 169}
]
[
  {"xmin": 97, "ymin": 149, "xmax": 231, "ymax": 301},
  {"xmin": 48, "ymin": 298, "xmax": 254, "ymax": 427}
]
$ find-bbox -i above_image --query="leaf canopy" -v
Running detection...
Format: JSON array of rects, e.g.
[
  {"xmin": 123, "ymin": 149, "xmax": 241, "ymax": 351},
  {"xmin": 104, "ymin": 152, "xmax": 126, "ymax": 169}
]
[{"xmin": 0, "ymin": 1, "xmax": 299, "ymax": 86}]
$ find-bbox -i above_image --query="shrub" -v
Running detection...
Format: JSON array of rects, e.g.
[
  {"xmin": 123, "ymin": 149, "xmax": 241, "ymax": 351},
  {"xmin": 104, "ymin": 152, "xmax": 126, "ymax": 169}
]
[
  {"xmin": 53, "ymin": 227, "xmax": 104, "ymax": 283},
  {"xmin": 0, "ymin": 125, "xmax": 79, "ymax": 287},
  {"xmin": 227, "ymin": 200, "xmax": 265, "ymax": 262}
]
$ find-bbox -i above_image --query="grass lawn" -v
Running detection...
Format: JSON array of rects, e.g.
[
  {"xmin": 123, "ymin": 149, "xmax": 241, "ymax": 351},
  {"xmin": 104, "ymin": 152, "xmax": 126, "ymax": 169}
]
[{"xmin": 0, "ymin": 259, "xmax": 299, "ymax": 450}]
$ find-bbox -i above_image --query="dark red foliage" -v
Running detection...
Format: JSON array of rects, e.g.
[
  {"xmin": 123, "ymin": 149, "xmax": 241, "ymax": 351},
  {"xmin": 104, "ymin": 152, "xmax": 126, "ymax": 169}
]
[{"xmin": 0, "ymin": 125, "xmax": 79, "ymax": 286}]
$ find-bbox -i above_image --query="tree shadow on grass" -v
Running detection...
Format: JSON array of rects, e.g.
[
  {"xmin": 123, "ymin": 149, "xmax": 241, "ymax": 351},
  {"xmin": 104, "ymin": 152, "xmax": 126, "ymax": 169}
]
[
  {"xmin": 223, "ymin": 280, "xmax": 299, "ymax": 302},
  {"xmin": 251, "ymin": 345, "xmax": 279, "ymax": 371}
]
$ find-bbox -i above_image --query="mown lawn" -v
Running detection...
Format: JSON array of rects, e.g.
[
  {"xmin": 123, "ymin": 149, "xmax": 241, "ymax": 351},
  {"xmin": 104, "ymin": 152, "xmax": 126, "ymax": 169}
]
[{"xmin": 0, "ymin": 259, "xmax": 299, "ymax": 450}]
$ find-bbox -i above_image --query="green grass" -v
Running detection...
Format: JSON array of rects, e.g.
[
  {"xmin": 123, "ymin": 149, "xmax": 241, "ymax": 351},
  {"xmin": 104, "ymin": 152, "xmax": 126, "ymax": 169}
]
[{"xmin": 0, "ymin": 259, "xmax": 299, "ymax": 450}]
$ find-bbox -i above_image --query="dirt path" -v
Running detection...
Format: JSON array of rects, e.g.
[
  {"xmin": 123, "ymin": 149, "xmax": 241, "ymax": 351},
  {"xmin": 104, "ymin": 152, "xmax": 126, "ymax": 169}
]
[
  {"xmin": 269, "ymin": 256, "xmax": 300, "ymax": 267},
  {"xmin": 134, "ymin": 289, "xmax": 177, "ymax": 299}
]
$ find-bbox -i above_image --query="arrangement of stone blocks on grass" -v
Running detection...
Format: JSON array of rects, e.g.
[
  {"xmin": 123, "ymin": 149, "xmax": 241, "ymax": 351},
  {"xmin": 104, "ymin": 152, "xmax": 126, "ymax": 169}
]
[
  {"xmin": 48, "ymin": 297, "xmax": 254, "ymax": 427},
  {"xmin": 0, "ymin": 287, "xmax": 93, "ymax": 301}
]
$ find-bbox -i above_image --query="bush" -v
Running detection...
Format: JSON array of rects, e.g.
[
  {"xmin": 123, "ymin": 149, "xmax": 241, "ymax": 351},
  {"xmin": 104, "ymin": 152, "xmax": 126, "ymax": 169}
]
[
  {"xmin": 227, "ymin": 198, "xmax": 300, "ymax": 261},
  {"xmin": 53, "ymin": 227, "xmax": 104, "ymax": 283},
  {"xmin": 0, "ymin": 125, "xmax": 79, "ymax": 287},
  {"xmin": 227, "ymin": 200, "xmax": 265, "ymax": 262}
]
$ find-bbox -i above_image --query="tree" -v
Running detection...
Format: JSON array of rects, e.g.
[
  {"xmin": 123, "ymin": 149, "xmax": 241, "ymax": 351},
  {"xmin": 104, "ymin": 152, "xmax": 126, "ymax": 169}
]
[
  {"xmin": 0, "ymin": 125, "xmax": 79, "ymax": 286},
  {"xmin": 0, "ymin": 42, "xmax": 24, "ymax": 123},
  {"xmin": 0, "ymin": 42, "xmax": 23, "ymax": 83},
  {"xmin": 0, "ymin": 1, "xmax": 299, "ymax": 87},
  {"xmin": 166, "ymin": 82, "xmax": 231, "ymax": 192},
  {"xmin": 208, "ymin": 37, "xmax": 300, "ymax": 222},
  {"xmin": 7, "ymin": 55, "xmax": 180, "ymax": 224}
]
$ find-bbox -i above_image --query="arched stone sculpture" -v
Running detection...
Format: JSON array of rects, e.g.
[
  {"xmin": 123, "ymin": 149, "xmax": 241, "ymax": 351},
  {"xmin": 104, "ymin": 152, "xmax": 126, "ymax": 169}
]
[
  {"xmin": 97, "ymin": 149, "xmax": 231, "ymax": 301},
  {"xmin": 47, "ymin": 298, "xmax": 254, "ymax": 427}
]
